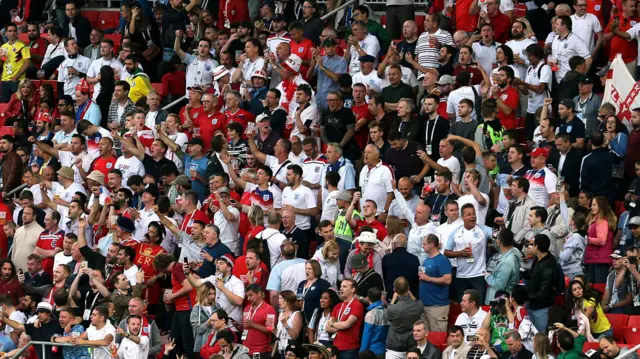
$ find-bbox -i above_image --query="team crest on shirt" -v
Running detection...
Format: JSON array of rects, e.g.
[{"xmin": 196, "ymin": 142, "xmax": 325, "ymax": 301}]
[
  {"xmin": 205, "ymin": 64, "xmax": 211, "ymax": 71},
  {"xmin": 500, "ymin": 94, "xmax": 508, "ymax": 101},
  {"xmin": 263, "ymin": 194, "xmax": 269, "ymax": 201},
  {"xmin": 567, "ymin": 126, "xmax": 573, "ymax": 132},
  {"xmin": 212, "ymin": 118, "xmax": 218, "ymax": 125},
  {"xmin": 344, "ymin": 308, "xmax": 351, "ymax": 315},
  {"xmin": 294, "ymin": 193, "xmax": 299, "ymax": 200},
  {"xmin": 534, "ymin": 173, "xmax": 541, "ymax": 179},
  {"xmin": 193, "ymin": 112, "xmax": 199, "ymax": 118},
  {"xmin": 33, "ymin": 43, "xmax": 38, "ymax": 49},
  {"xmin": 315, "ymin": 167, "xmax": 320, "ymax": 173},
  {"xmin": 595, "ymin": 4, "xmax": 601, "ymax": 10},
  {"xmin": 298, "ymin": 48, "xmax": 303, "ymax": 53},
  {"xmin": 106, "ymin": 163, "xmax": 113, "ymax": 169},
  {"xmin": 95, "ymin": 137, "xmax": 100, "ymax": 143},
  {"xmin": 634, "ymin": 21, "xmax": 638, "ymax": 26},
  {"xmin": 143, "ymin": 327, "xmax": 149, "ymax": 334}
]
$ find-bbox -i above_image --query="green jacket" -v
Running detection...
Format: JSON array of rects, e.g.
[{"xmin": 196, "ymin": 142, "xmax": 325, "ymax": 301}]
[
  {"xmin": 557, "ymin": 335, "xmax": 586, "ymax": 359},
  {"xmin": 346, "ymin": 20, "xmax": 390, "ymax": 53}
]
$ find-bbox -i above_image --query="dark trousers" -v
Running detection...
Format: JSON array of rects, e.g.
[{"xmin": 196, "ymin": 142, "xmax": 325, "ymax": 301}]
[
  {"xmin": 525, "ymin": 113, "xmax": 537, "ymax": 141},
  {"xmin": 587, "ymin": 263, "xmax": 610, "ymax": 284},
  {"xmin": 338, "ymin": 349, "xmax": 359, "ymax": 359},
  {"xmin": 455, "ymin": 276, "xmax": 487, "ymax": 304},
  {"xmin": 385, "ymin": 5, "xmax": 414, "ymax": 40},
  {"xmin": 170, "ymin": 310, "xmax": 194, "ymax": 358},
  {"xmin": 1, "ymin": 81, "xmax": 18, "ymax": 103}
]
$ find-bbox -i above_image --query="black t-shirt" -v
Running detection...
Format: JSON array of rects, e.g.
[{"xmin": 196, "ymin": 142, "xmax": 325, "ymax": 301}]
[
  {"xmin": 228, "ymin": 39, "xmax": 247, "ymax": 58},
  {"xmin": 557, "ymin": 116, "xmax": 586, "ymax": 144},
  {"xmin": 382, "ymin": 82, "xmax": 414, "ymax": 110},
  {"xmin": 384, "ymin": 141, "xmax": 424, "ymax": 183},
  {"xmin": 265, "ymin": 108, "xmax": 287, "ymax": 138},
  {"xmin": 396, "ymin": 39, "xmax": 417, "ymax": 70},
  {"xmin": 425, "ymin": 192, "xmax": 459, "ymax": 224},
  {"xmin": 282, "ymin": 227, "xmax": 309, "ymax": 260},
  {"xmin": 25, "ymin": 320, "xmax": 64, "ymax": 359},
  {"xmin": 142, "ymin": 154, "xmax": 174, "ymax": 183},
  {"xmin": 321, "ymin": 107, "xmax": 360, "ymax": 161}
]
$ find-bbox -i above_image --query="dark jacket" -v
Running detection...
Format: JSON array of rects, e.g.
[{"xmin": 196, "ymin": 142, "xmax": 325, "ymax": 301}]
[
  {"xmin": 162, "ymin": 7, "xmax": 188, "ymax": 50},
  {"xmin": 580, "ymin": 146, "xmax": 617, "ymax": 197},
  {"xmin": 303, "ymin": 16, "xmax": 324, "ymax": 46},
  {"xmin": 382, "ymin": 247, "xmax": 420, "ymax": 301},
  {"xmin": 390, "ymin": 115, "xmax": 423, "ymax": 144},
  {"xmin": 500, "ymin": 347, "xmax": 533, "ymax": 359},
  {"xmin": 555, "ymin": 70, "xmax": 581, "ymax": 104},
  {"xmin": 524, "ymin": 253, "xmax": 558, "ymax": 310},
  {"xmin": 1, "ymin": 151, "xmax": 23, "ymax": 193},
  {"xmin": 386, "ymin": 295, "xmax": 424, "ymax": 351},
  {"xmin": 63, "ymin": 15, "xmax": 92, "ymax": 49},
  {"xmin": 205, "ymin": 152, "xmax": 225, "ymax": 182},
  {"xmin": 421, "ymin": 341, "xmax": 443, "ymax": 359},
  {"xmin": 548, "ymin": 147, "xmax": 582, "ymax": 197},
  {"xmin": 355, "ymin": 268, "xmax": 384, "ymax": 299}
]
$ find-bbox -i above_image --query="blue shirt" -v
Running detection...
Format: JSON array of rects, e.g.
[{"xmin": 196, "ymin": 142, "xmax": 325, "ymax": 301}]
[
  {"xmin": 63, "ymin": 325, "xmax": 90, "ymax": 359},
  {"xmin": 199, "ymin": 240, "xmax": 233, "ymax": 278},
  {"xmin": 183, "ymin": 154, "xmax": 209, "ymax": 202},
  {"xmin": 419, "ymin": 253, "xmax": 452, "ymax": 306},
  {"xmin": 76, "ymin": 101, "xmax": 102, "ymax": 126},
  {"xmin": 314, "ymin": 55, "xmax": 347, "ymax": 110}
]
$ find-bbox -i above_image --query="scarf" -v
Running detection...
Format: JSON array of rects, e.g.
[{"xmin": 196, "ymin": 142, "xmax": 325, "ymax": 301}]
[{"xmin": 281, "ymin": 77, "xmax": 298, "ymax": 115}]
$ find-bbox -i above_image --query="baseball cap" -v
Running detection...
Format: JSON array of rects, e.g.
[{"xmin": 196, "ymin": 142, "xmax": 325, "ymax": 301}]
[
  {"xmin": 629, "ymin": 216, "xmax": 640, "ymax": 227},
  {"xmin": 350, "ymin": 253, "xmax": 368, "ymax": 269},
  {"xmin": 217, "ymin": 186, "xmax": 231, "ymax": 195},
  {"xmin": 336, "ymin": 190, "xmax": 352, "ymax": 202},
  {"xmin": 610, "ymin": 249, "xmax": 623, "ymax": 259},
  {"xmin": 358, "ymin": 54, "xmax": 375, "ymax": 63},
  {"xmin": 437, "ymin": 74, "xmax": 455, "ymax": 85},
  {"xmin": 322, "ymin": 38, "xmax": 337, "ymax": 47},
  {"xmin": 171, "ymin": 175, "xmax": 190, "ymax": 186},
  {"xmin": 530, "ymin": 147, "xmax": 549, "ymax": 159},
  {"xmin": 187, "ymin": 138, "xmax": 204, "ymax": 147},
  {"xmin": 578, "ymin": 75, "xmax": 594, "ymax": 85},
  {"xmin": 256, "ymin": 114, "xmax": 270, "ymax": 122},
  {"xmin": 558, "ymin": 98, "xmax": 575, "ymax": 110}
]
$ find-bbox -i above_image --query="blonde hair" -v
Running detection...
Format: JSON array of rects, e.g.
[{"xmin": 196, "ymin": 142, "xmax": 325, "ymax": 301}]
[
  {"xmin": 516, "ymin": 18, "xmax": 537, "ymax": 40},
  {"xmin": 385, "ymin": 216, "xmax": 404, "ymax": 238},
  {"xmin": 248, "ymin": 205, "xmax": 264, "ymax": 227},
  {"xmin": 16, "ymin": 79, "xmax": 35, "ymax": 101},
  {"xmin": 322, "ymin": 240, "xmax": 340, "ymax": 261},
  {"xmin": 196, "ymin": 283, "xmax": 214, "ymax": 305}
]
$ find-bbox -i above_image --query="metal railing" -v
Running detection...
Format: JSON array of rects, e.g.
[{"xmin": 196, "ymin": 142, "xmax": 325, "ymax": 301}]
[
  {"xmin": 8, "ymin": 340, "xmax": 111, "ymax": 359},
  {"xmin": 616, "ymin": 344, "xmax": 640, "ymax": 359}
]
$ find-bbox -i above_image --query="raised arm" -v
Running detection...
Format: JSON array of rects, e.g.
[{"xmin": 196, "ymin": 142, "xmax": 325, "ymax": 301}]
[{"xmin": 246, "ymin": 132, "xmax": 267, "ymax": 163}]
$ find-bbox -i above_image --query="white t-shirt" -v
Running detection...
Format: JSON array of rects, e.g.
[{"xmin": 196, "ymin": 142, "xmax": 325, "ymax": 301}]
[
  {"xmin": 265, "ymin": 155, "xmax": 291, "ymax": 185},
  {"xmin": 42, "ymin": 42, "xmax": 67, "ymax": 66},
  {"xmin": 352, "ymin": 70, "xmax": 384, "ymax": 94},
  {"xmin": 281, "ymin": 185, "xmax": 316, "ymax": 230},
  {"xmin": 348, "ymin": 34, "xmax": 380, "ymax": 75},
  {"xmin": 446, "ymin": 225, "xmax": 488, "ymax": 279},
  {"xmin": 184, "ymin": 53, "xmax": 218, "ymax": 88},
  {"xmin": 4, "ymin": 311, "xmax": 26, "ymax": 336},
  {"xmin": 86, "ymin": 322, "xmax": 117, "ymax": 359},
  {"xmin": 437, "ymin": 156, "xmax": 461, "ymax": 185},
  {"xmin": 472, "ymin": 41, "xmax": 501, "ymax": 76},
  {"xmin": 626, "ymin": 23, "xmax": 640, "ymax": 62},
  {"xmin": 165, "ymin": 132, "xmax": 188, "ymax": 172},
  {"xmin": 446, "ymin": 85, "xmax": 481, "ymax": 121},
  {"xmin": 571, "ymin": 13, "xmax": 602, "ymax": 53},
  {"xmin": 256, "ymin": 228, "xmax": 287, "ymax": 268},
  {"xmin": 51, "ymin": 181, "xmax": 87, "ymax": 226},
  {"xmin": 455, "ymin": 309, "xmax": 489, "ymax": 343},
  {"xmin": 87, "ymin": 57, "xmax": 124, "ymax": 101},
  {"xmin": 524, "ymin": 62, "xmax": 553, "ymax": 114},
  {"xmin": 214, "ymin": 206, "xmax": 240, "ymax": 254},
  {"xmin": 203, "ymin": 274, "xmax": 245, "ymax": 324},
  {"xmin": 115, "ymin": 156, "xmax": 146, "ymax": 189},
  {"xmin": 457, "ymin": 193, "xmax": 490, "ymax": 228},
  {"xmin": 523, "ymin": 167, "xmax": 557, "ymax": 208},
  {"xmin": 123, "ymin": 264, "xmax": 139, "ymax": 285},
  {"xmin": 288, "ymin": 103, "xmax": 320, "ymax": 141},
  {"xmin": 241, "ymin": 57, "xmax": 265, "ymax": 82},
  {"xmin": 58, "ymin": 150, "xmax": 92, "ymax": 185},
  {"xmin": 320, "ymin": 190, "xmax": 340, "ymax": 222},
  {"xmin": 550, "ymin": 33, "xmax": 591, "ymax": 82},
  {"xmin": 53, "ymin": 252, "xmax": 73, "ymax": 268},
  {"xmin": 358, "ymin": 161, "xmax": 394, "ymax": 215},
  {"xmin": 301, "ymin": 156, "xmax": 326, "ymax": 198},
  {"xmin": 117, "ymin": 336, "xmax": 149, "ymax": 359},
  {"xmin": 288, "ymin": 151, "xmax": 308, "ymax": 165},
  {"xmin": 505, "ymin": 38, "xmax": 537, "ymax": 79},
  {"xmin": 58, "ymin": 55, "xmax": 91, "ymax": 98}
]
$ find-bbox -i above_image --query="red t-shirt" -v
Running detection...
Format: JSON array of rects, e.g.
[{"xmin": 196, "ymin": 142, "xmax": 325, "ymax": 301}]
[
  {"xmin": 355, "ymin": 219, "xmax": 388, "ymax": 242},
  {"xmin": 352, "ymin": 103, "xmax": 372, "ymax": 150},
  {"xmin": 180, "ymin": 209, "xmax": 210, "ymax": 234},
  {"xmin": 133, "ymin": 243, "xmax": 167, "ymax": 305},
  {"xmin": 605, "ymin": 14, "xmax": 640, "ymax": 62},
  {"xmin": 331, "ymin": 299, "xmax": 365, "ymax": 350},
  {"xmin": 123, "ymin": 127, "xmax": 154, "ymax": 152},
  {"xmin": 237, "ymin": 191, "xmax": 253, "ymax": 238},
  {"xmin": 242, "ymin": 225, "xmax": 266, "ymax": 254},
  {"xmin": 242, "ymin": 302, "xmax": 277, "ymax": 354},
  {"xmin": 453, "ymin": 65, "xmax": 483, "ymax": 85},
  {"xmin": 225, "ymin": 108, "xmax": 256, "ymax": 133},
  {"xmin": 0, "ymin": 201, "xmax": 11, "ymax": 258},
  {"xmin": 35, "ymin": 229, "xmax": 64, "ymax": 277},
  {"xmin": 180, "ymin": 105, "xmax": 207, "ymax": 135},
  {"xmin": 290, "ymin": 38, "xmax": 315, "ymax": 79},
  {"xmin": 171, "ymin": 262, "xmax": 196, "ymax": 311},
  {"xmin": 29, "ymin": 39, "xmax": 49, "ymax": 67},
  {"xmin": 490, "ymin": 12, "xmax": 512, "ymax": 43},
  {"xmin": 90, "ymin": 155, "xmax": 117, "ymax": 176},
  {"xmin": 195, "ymin": 111, "xmax": 227, "ymax": 152},
  {"xmin": 587, "ymin": 0, "xmax": 605, "ymax": 28},
  {"xmin": 496, "ymin": 86, "xmax": 520, "ymax": 129},
  {"xmin": 162, "ymin": 71, "xmax": 187, "ymax": 97},
  {"xmin": 455, "ymin": 0, "xmax": 479, "ymax": 32}
]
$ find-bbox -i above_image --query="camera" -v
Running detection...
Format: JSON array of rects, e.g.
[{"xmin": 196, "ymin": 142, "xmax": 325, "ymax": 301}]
[
  {"xmin": 630, "ymin": 256, "xmax": 637, "ymax": 265},
  {"xmin": 489, "ymin": 298, "xmax": 506, "ymax": 316}
]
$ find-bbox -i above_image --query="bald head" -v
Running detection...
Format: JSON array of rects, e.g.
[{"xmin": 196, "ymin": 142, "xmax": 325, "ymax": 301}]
[
  {"xmin": 415, "ymin": 204, "xmax": 432, "ymax": 226},
  {"xmin": 402, "ymin": 20, "xmax": 418, "ymax": 38},
  {"xmin": 393, "ymin": 234, "xmax": 408, "ymax": 248},
  {"xmin": 363, "ymin": 144, "xmax": 380, "ymax": 165},
  {"xmin": 394, "ymin": 276, "xmax": 410, "ymax": 295},
  {"xmin": 453, "ymin": 30, "xmax": 469, "ymax": 47},
  {"xmin": 555, "ymin": 4, "xmax": 571, "ymax": 15}
]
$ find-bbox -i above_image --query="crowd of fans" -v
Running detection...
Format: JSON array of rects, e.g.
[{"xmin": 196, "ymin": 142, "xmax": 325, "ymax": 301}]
[{"xmin": 2, "ymin": 0, "xmax": 640, "ymax": 358}]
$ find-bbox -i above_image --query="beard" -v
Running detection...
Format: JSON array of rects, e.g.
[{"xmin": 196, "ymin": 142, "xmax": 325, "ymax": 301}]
[{"xmin": 512, "ymin": 31, "xmax": 524, "ymax": 40}]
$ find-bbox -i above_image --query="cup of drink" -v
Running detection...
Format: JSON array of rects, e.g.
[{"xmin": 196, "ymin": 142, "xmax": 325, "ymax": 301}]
[
  {"xmin": 189, "ymin": 164, "xmax": 198, "ymax": 180},
  {"xmin": 193, "ymin": 127, "xmax": 201, "ymax": 138}
]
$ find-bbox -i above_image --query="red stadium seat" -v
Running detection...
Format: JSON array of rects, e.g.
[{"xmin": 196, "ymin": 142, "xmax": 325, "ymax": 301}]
[
  {"xmin": 628, "ymin": 316, "xmax": 640, "ymax": 327},
  {"xmin": 514, "ymin": 3, "xmax": 527, "ymax": 18},
  {"xmin": 428, "ymin": 332, "xmax": 448, "ymax": 347},
  {"xmin": 98, "ymin": 10, "xmax": 120, "ymax": 25},
  {"xmin": 83, "ymin": 10, "xmax": 100, "ymax": 22},
  {"xmin": 481, "ymin": 305, "xmax": 490, "ymax": 313},
  {"xmin": 582, "ymin": 342, "xmax": 600, "ymax": 352},
  {"xmin": 380, "ymin": 15, "xmax": 387, "ymax": 28},
  {"xmin": 592, "ymin": 283, "xmax": 606, "ymax": 294},
  {"xmin": 606, "ymin": 314, "xmax": 629, "ymax": 342},
  {"xmin": 623, "ymin": 327, "xmax": 640, "ymax": 344},
  {"xmin": 151, "ymin": 83, "xmax": 163, "ymax": 96},
  {"xmin": 104, "ymin": 33, "xmax": 123, "ymax": 53},
  {"xmin": 416, "ymin": 15, "xmax": 426, "ymax": 34},
  {"xmin": 0, "ymin": 126, "xmax": 14, "ymax": 136}
]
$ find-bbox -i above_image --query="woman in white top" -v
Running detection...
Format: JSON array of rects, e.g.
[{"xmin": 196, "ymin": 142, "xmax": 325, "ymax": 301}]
[
  {"xmin": 190, "ymin": 283, "xmax": 218, "ymax": 354},
  {"xmin": 233, "ymin": 38, "xmax": 266, "ymax": 88},
  {"xmin": 276, "ymin": 290, "xmax": 303, "ymax": 357},
  {"xmin": 307, "ymin": 289, "xmax": 340, "ymax": 347},
  {"xmin": 312, "ymin": 241, "xmax": 342, "ymax": 288},
  {"xmin": 531, "ymin": 332, "xmax": 555, "ymax": 359}
]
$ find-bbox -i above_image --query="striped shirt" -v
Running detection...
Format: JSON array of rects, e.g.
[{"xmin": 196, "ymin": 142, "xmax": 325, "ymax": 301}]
[{"xmin": 415, "ymin": 28, "xmax": 454, "ymax": 74}]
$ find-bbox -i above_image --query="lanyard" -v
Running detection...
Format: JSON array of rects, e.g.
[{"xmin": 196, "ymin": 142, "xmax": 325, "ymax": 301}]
[
  {"xmin": 248, "ymin": 302, "xmax": 263, "ymax": 321},
  {"xmin": 337, "ymin": 298, "xmax": 354, "ymax": 322},
  {"xmin": 426, "ymin": 117, "xmax": 439, "ymax": 146},
  {"xmin": 85, "ymin": 291, "xmax": 100, "ymax": 311},
  {"xmin": 433, "ymin": 194, "xmax": 449, "ymax": 214}
]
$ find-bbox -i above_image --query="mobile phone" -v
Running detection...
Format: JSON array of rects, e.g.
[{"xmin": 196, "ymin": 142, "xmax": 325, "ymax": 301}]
[
  {"xmin": 18, "ymin": 269, "xmax": 23, "ymax": 275},
  {"xmin": 469, "ymin": 335, "xmax": 478, "ymax": 342},
  {"xmin": 253, "ymin": 354, "xmax": 260, "ymax": 359},
  {"xmin": 184, "ymin": 257, "xmax": 188, "ymax": 263}
]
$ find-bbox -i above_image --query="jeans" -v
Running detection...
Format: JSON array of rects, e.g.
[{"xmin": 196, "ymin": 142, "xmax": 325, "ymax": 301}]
[
  {"xmin": 0, "ymin": 81, "xmax": 18, "ymax": 103},
  {"xmin": 338, "ymin": 349, "xmax": 358, "ymax": 359},
  {"xmin": 528, "ymin": 306, "xmax": 549, "ymax": 333},
  {"xmin": 163, "ymin": 48, "xmax": 175, "ymax": 62},
  {"xmin": 455, "ymin": 276, "xmax": 487, "ymax": 304},
  {"xmin": 170, "ymin": 310, "xmax": 194, "ymax": 358},
  {"xmin": 594, "ymin": 328, "xmax": 613, "ymax": 340},
  {"xmin": 385, "ymin": 5, "xmax": 414, "ymax": 40}
]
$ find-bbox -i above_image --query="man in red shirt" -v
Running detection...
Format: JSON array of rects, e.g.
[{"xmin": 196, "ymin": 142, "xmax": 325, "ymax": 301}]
[
  {"xmin": 587, "ymin": 0, "xmax": 605, "ymax": 28},
  {"xmin": 604, "ymin": 0, "xmax": 640, "ymax": 75},
  {"xmin": 26, "ymin": 23, "xmax": 48, "ymax": 69},
  {"xmin": 352, "ymin": 84, "xmax": 373, "ymax": 151},
  {"xmin": 195, "ymin": 93, "xmax": 226, "ymax": 152},
  {"xmin": 242, "ymin": 284, "xmax": 277, "ymax": 357},
  {"xmin": 180, "ymin": 190, "xmax": 210, "ymax": 235},
  {"xmin": 180, "ymin": 86, "xmax": 207, "ymax": 136},
  {"xmin": 456, "ymin": 0, "xmax": 479, "ymax": 32},
  {"xmin": 288, "ymin": 22, "xmax": 314, "ymax": 80},
  {"xmin": 218, "ymin": 0, "xmax": 250, "ymax": 30},
  {"xmin": 34, "ymin": 212, "xmax": 64, "ymax": 277},
  {"xmin": 325, "ymin": 279, "xmax": 364, "ymax": 357},
  {"xmin": 132, "ymin": 222, "xmax": 167, "ymax": 307},
  {"xmin": 224, "ymin": 91, "xmax": 256, "ymax": 134},
  {"xmin": 346, "ymin": 198, "xmax": 388, "ymax": 242},
  {"xmin": 492, "ymin": 66, "xmax": 519, "ymax": 130},
  {"xmin": 234, "ymin": 247, "xmax": 269, "ymax": 291},
  {"xmin": 478, "ymin": 0, "xmax": 511, "ymax": 43},
  {"xmin": 89, "ymin": 138, "xmax": 117, "ymax": 177},
  {"xmin": 154, "ymin": 253, "xmax": 196, "ymax": 358},
  {"xmin": 0, "ymin": 259, "xmax": 23, "ymax": 306}
]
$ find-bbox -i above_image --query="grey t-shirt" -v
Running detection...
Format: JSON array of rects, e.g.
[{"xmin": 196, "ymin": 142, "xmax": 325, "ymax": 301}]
[{"xmin": 450, "ymin": 119, "xmax": 479, "ymax": 141}]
